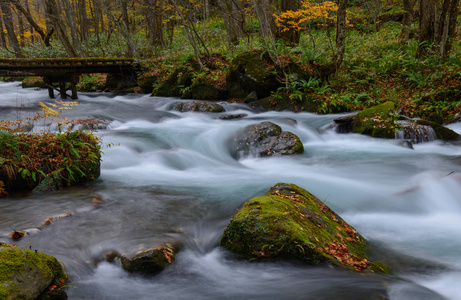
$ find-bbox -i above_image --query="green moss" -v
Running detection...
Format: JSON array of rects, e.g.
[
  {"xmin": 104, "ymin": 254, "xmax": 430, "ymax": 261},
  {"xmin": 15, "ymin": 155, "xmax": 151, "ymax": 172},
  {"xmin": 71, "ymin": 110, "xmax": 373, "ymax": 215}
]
[
  {"xmin": 222, "ymin": 183, "xmax": 384, "ymax": 273},
  {"xmin": 0, "ymin": 243, "xmax": 69, "ymax": 298},
  {"xmin": 22, "ymin": 77, "xmax": 47, "ymax": 89},
  {"xmin": 415, "ymin": 119, "xmax": 460, "ymax": 141},
  {"xmin": 352, "ymin": 102, "xmax": 396, "ymax": 138}
]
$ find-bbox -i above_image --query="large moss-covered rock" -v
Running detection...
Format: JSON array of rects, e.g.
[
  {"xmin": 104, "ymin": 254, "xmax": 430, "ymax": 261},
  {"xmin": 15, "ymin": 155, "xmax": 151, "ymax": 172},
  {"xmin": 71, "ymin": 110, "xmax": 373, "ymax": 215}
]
[
  {"xmin": 137, "ymin": 75, "xmax": 159, "ymax": 94},
  {"xmin": 0, "ymin": 243, "xmax": 69, "ymax": 300},
  {"xmin": 248, "ymin": 92, "xmax": 321, "ymax": 113},
  {"xmin": 151, "ymin": 66, "xmax": 195, "ymax": 97},
  {"xmin": 221, "ymin": 183, "xmax": 389, "ymax": 273},
  {"xmin": 227, "ymin": 51, "xmax": 311, "ymax": 100},
  {"xmin": 228, "ymin": 122, "xmax": 304, "ymax": 159},
  {"xmin": 121, "ymin": 245, "xmax": 176, "ymax": 275},
  {"xmin": 352, "ymin": 102, "xmax": 396, "ymax": 138}
]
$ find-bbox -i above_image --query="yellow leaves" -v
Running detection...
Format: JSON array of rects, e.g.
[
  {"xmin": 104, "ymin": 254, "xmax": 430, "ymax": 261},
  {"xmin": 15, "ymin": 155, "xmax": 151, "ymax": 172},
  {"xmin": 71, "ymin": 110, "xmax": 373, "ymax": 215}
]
[
  {"xmin": 274, "ymin": 1, "xmax": 339, "ymax": 33},
  {"xmin": 39, "ymin": 101, "xmax": 60, "ymax": 117}
]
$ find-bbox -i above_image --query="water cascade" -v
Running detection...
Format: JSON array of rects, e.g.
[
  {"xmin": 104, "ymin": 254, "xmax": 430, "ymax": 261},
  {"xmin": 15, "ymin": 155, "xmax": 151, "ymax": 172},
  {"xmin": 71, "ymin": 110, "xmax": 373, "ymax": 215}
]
[
  {"xmin": 395, "ymin": 120, "xmax": 438, "ymax": 144},
  {"xmin": 0, "ymin": 81, "xmax": 460, "ymax": 299}
]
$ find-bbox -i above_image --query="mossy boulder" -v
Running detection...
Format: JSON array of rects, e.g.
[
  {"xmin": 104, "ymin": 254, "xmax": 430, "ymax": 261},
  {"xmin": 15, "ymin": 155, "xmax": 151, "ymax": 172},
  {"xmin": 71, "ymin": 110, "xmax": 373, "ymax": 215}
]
[
  {"xmin": 22, "ymin": 77, "xmax": 47, "ymax": 89},
  {"xmin": 0, "ymin": 243, "xmax": 69, "ymax": 300},
  {"xmin": 352, "ymin": 102, "xmax": 396, "ymax": 138},
  {"xmin": 189, "ymin": 73, "xmax": 228, "ymax": 100},
  {"xmin": 414, "ymin": 119, "xmax": 460, "ymax": 141},
  {"xmin": 221, "ymin": 183, "xmax": 389, "ymax": 273},
  {"xmin": 151, "ymin": 66, "xmax": 195, "ymax": 97},
  {"xmin": 121, "ymin": 245, "xmax": 176, "ymax": 275},
  {"xmin": 137, "ymin": 74, "xmax": 159, "ymax": 94},
  {"xmin": 249, "ymin": 92, "xmax": 320, "ymax": 113},
  {"xmin": 228, "ymin": 122, "xmax": 304, "ymax": 159},
  {"xmin": 227, "ymin": 51, "xmax": 311, "ymax": 100},
  {"xmin": 171, "ymin": 101, "xmax": 225, "ymax": 113}
]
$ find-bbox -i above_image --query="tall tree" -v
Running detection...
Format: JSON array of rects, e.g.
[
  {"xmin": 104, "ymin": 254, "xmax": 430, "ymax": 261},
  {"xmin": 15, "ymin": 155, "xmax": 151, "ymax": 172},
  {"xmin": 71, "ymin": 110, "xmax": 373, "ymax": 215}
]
[
  {"xmin": 102, "ymin": 0, "xmax": 137, "ymax": 57},
  {"xmin": 218, "ymin": 0, "xmax": 246, "ymax": 46},
  {"xmin": 0, "ymin": 0, "xmax": 23, "ymax": 57},
  {"xmin": 145, "ymin": 0, "xmax": 163, "ymax": 46},
  {"xmin": 399, "ymin": 0, "xmax": 417, "ymax": 44},
  {"xmin": 78, "ymin": 0, "xmax": 89, "ymax": 41},
  {"xmin": 45, "ymin": 0, "xmax": 79, "ymax": 57},
  {"xmin": 417, "ymin": 0, "xmax": 460, "ymax": 58},
  {"xmin": 62, "ymin": 0, "xmax": 85, "ymax": 56},
  {"xmin": 10, "ymin": 0, "xmax": 50, "ymax": 45},
  {"xmin": 253, "ymin": 0, "xmax": 280, "ymax": 66}
]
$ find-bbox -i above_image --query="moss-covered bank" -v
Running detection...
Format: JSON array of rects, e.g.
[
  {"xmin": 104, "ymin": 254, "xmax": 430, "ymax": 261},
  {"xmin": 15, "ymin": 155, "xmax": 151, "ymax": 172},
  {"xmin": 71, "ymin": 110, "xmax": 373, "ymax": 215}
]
[
  {"xmin": 0, "ymin": 130, "xmax": 101, "ymax": 195},
  {"xmin": 221, "ymin": 183, "xmax": 388, "ymax": 273}
]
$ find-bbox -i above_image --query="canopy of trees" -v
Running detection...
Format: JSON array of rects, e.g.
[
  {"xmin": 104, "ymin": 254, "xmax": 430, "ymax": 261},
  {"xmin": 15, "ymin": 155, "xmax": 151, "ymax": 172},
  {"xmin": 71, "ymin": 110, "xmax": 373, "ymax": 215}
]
[{"xmin": 0, "ymin": 0, "xmax": 459, "ymax": 64}]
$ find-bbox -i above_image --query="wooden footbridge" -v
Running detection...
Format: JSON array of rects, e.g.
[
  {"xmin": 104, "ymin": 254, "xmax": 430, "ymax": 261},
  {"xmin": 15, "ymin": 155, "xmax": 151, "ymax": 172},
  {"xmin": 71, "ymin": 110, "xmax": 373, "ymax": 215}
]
[{"xmin": 0, "ymin": 58, "xmax": 140, "ymax": 99}]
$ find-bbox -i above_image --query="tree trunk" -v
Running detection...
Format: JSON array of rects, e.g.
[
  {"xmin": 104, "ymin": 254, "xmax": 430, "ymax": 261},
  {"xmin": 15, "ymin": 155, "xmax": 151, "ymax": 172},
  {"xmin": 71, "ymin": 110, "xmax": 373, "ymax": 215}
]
[
  {"xmin": 78, "ymin": 0, "xmax": 89, "ymax": 41},
  {"xmin": 92, "ymin": 0, "xmax": 105, "ymax": 34},
  {"xmin": 121, "ymin": 0, "xmax": 130, "ymax": 34},
  {"xmin": 0, "ymin": 0, "xmax": 23, "ymax": 57},
  {"xmin": 416, "ymin": 0, "xmax": 437, "ymax": 57},
  {"xmin": 253, "ymin": 0, "xmax": 280, "ymax": 66},
  {"xmin": 334, "ymin": 0, "xmax": 347, "ymax": 70},
  {"xmin": 280, "ymin": 0, "xmax": 300, "ymax": 45},
  {"xmin": 102, "ymin": 0, "xmax": 137, "ymax": 57},
  {"xmin": 169, "ymin": 0, "xmax": 202, "ymax": 66},
  {"xmin": 318, "ymin": 0, "xmax": 348, "ymax": 79},
  {"xmin": 62, "ymin": 0, "xmax": 85, "ymax": 56},
  {"xmin": 436, "ymin": 0, "xmax": 460, "ymax": 57},
  {"xmin": 145, "ymin": 0, "xmax": 163, "ymax": 46},
  {"xmin": 0, "ymin": 17, "xmax": 6, "ymax": 49},
  {"xmin": 417, "ymin": 0, "xmax": 459, "ymax": 58},
  {"xmin": 399, "ymin": 0, "xmax": 416, "ymax": 44},
  {"xmin": 45, "ymin": 0, "xmax": 79, "ymax": 57},
  {"xmin": 204, "ymin": 0, "xmax": 209, "ymax": 21},
  {"xmin": 218, "ymin": 0, "xmax": 245, "ymax": 46},
  {"xmin": 10, "ymin": 0, "xmax": 50, "ymax": 46}
]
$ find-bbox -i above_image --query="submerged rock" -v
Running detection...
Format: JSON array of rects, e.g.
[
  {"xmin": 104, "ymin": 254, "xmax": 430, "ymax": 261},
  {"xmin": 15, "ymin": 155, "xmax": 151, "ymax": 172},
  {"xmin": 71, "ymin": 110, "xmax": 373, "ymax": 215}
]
[
  {"xmin": 228, "ymin": 122, "xmax": 304, "ymax": 159},
  {"xmin": 219, "ymin": 114, "xmax": 248, "ymax": 120},
  {"xmin": 171, "ymin": 101, "xmax": 225, "ymax": 113},
  {"xmin": 121, "ymin": 245, "xmax": 177, "ymax": 275},
  {"xmin": 221, "ymin": 183, "xmax": 389, "ymax": 273},
  {"xmin": 0, "ymin": 243, "xmax": 69, "ymax": 300}
]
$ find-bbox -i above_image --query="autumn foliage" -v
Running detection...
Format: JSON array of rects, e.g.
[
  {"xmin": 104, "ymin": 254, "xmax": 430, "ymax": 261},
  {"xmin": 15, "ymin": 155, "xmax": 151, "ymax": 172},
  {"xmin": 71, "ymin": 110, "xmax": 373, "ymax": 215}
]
[{"xmin": 274, "ymin": 1, "xmax": 338, "ymax": 33}]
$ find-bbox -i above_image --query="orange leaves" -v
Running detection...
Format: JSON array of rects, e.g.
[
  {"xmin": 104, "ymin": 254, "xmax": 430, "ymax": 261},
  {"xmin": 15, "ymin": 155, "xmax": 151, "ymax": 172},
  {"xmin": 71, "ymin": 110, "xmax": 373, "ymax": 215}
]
[
  {"xmin": 322, "ymin": 242, "xmax": 369, "ymax": 271},
  {"xmin": 271, "ymin": 191, "xmax": 305, "ymax": 204},
  {"xmin": 9, "ymin": 230, "xmax": 26, "ymax": 240}
]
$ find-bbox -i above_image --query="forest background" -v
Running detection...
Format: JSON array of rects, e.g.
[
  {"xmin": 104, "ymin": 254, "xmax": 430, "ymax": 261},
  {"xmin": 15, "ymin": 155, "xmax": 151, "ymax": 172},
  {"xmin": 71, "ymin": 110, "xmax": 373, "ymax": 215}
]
[{"xmin": 0, "ymin": 0, "xmax": 460, "ymax": 122}]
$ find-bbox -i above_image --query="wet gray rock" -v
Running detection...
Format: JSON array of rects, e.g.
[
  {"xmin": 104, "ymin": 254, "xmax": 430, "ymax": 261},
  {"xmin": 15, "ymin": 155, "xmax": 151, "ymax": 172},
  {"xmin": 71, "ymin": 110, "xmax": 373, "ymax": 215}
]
[
  {"xmin": 228, "ymin": 121, "xmax": 304, "ymax": 159},
  {"xmin": 219, "ymin": 114, "xmax": 248, "ymax": 120},
  {"xmin": 171, "ymin": 101, "xmax": 225, "ymax": 113}
]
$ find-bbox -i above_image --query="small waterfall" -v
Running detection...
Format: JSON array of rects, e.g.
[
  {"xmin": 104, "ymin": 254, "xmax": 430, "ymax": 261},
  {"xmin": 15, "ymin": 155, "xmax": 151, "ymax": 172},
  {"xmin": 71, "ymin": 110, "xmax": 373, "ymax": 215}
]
[{"xmin": 395, "ymin": 121, "xmax": 438, "ymax": 143}]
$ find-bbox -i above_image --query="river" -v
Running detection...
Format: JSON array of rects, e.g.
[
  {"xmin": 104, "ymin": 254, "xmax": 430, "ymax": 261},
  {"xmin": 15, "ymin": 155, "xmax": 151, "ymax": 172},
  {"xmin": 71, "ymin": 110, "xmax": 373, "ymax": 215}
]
[{"xmin": 1, "ymin": 81, "xmax": 460, "ymax": 299}]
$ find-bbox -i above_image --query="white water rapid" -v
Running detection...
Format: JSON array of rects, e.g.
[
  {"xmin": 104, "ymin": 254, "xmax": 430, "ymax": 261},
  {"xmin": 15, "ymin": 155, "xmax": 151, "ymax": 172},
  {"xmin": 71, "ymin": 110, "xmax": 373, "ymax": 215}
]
[{"xmin": 0, "ymin": 81, "xmax": 460, "ymax": 299}]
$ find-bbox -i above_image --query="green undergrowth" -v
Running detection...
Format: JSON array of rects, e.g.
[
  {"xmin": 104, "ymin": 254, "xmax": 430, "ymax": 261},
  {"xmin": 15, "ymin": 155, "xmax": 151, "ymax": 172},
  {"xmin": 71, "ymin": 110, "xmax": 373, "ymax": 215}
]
[{"xmin": 0, "ymin": 130, "xmax": 100, "ymax": 195}]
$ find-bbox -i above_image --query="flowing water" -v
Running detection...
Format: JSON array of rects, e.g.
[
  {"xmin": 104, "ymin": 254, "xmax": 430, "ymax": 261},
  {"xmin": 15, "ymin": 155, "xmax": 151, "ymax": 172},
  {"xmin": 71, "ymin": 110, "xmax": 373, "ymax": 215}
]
[{"xmin": 1, "ymin": 81, "xmax": 461, "ymax": 299}]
